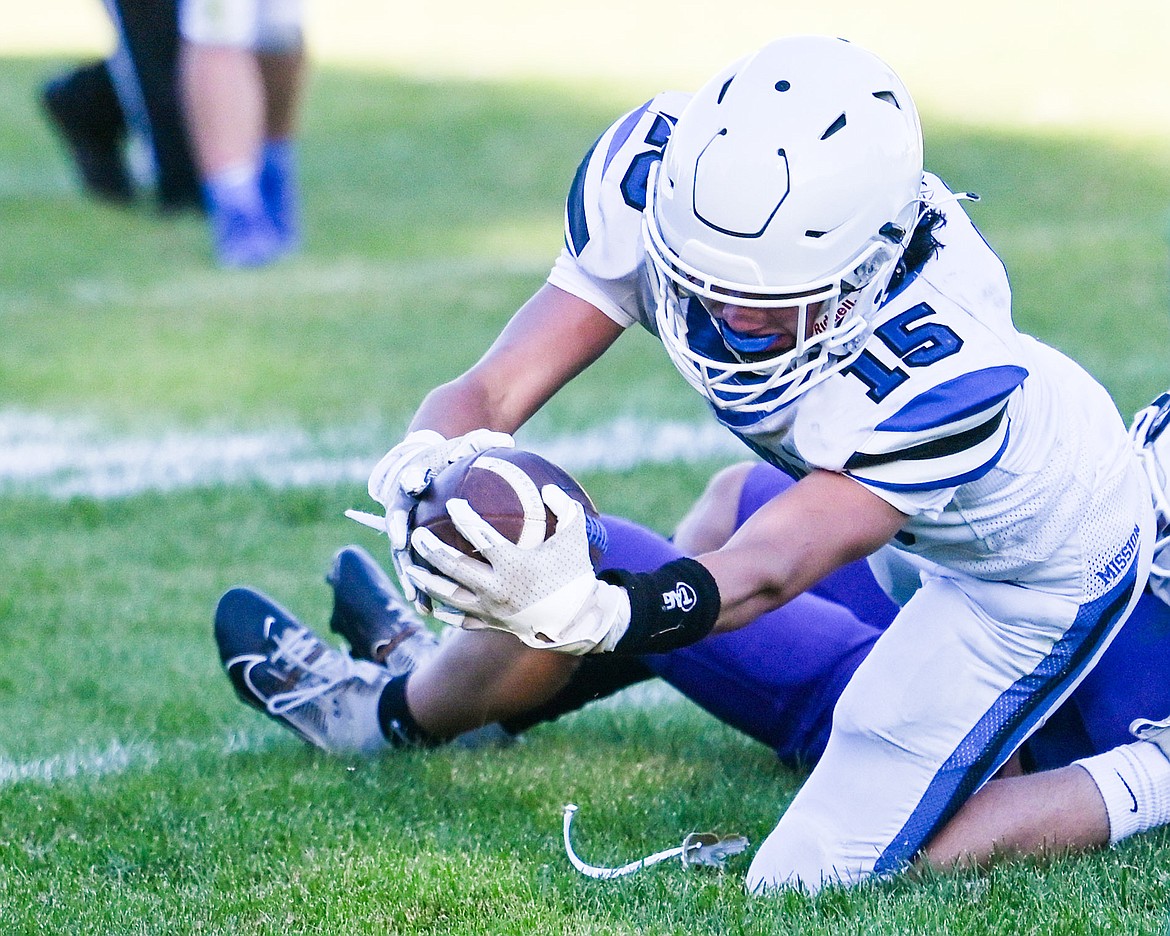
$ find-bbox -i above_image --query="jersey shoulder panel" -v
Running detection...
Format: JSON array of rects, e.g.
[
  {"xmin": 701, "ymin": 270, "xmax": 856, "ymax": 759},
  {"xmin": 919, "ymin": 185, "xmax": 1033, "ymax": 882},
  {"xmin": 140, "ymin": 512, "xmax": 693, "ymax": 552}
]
[
  {"xmin": 917, "ymin": 173, "xmax": 1014, "ymax": 335},
  {"xmin": 562, "ymin": 91, "xmax": 690, "ymax": 282}
]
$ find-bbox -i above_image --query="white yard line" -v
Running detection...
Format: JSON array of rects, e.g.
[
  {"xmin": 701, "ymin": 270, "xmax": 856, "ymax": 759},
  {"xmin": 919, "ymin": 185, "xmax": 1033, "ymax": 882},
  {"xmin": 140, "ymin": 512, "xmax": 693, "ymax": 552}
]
[
  {"xmin": 0, "ymin": 730, "xmax": 279, "ymax": 788},
  {"xmin": 0, "ymin": 684, "xmax": 685, "ymax": 789},
  {"xmin": 0, "ymin": 409, "xmax": 743, "ymax": 500},
  {"xmin": 0, "ymin": 739, "xmax": 157, "ymax": 786}
]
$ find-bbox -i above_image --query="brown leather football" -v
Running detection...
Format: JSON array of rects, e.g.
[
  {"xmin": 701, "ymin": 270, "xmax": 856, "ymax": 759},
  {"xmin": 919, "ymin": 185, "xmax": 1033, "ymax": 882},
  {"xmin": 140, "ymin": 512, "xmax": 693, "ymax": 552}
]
[{"xmin": 411, "ymin": 447, "xmax": 606, "ymax": 568}]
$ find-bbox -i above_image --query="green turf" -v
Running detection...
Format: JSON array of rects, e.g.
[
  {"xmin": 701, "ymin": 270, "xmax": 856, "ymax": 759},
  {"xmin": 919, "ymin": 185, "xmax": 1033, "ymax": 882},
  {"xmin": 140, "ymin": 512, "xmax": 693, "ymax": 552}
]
[
  {"xmin": 3, "ymin": 44, "xmax": 1170, "ymax": 933},
  {"xmin": 5, "ymin": 59, "xmax": 1169, "ymax": 429}
]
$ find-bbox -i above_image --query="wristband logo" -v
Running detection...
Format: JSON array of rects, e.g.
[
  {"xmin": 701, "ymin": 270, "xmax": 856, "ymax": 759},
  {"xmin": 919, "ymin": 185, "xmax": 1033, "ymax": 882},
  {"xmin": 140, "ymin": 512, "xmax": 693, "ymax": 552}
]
[{"xmin": 661, "ymin": 582, "xmax": 698, "ymax": 613}]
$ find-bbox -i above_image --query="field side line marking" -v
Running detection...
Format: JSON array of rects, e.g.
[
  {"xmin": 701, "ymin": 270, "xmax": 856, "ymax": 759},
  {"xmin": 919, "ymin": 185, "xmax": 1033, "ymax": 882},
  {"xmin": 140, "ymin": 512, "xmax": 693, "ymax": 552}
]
[
  {"xmin": 0, "ymin": 684, "xmax": 686, "ymax": 789},
  {"xmin": 0, "ymin": 410, "xmax": 744, "ymax": 500},
  {"xmin": 0, "ymin": 730, "xmax": 280, "ymax": 789}
]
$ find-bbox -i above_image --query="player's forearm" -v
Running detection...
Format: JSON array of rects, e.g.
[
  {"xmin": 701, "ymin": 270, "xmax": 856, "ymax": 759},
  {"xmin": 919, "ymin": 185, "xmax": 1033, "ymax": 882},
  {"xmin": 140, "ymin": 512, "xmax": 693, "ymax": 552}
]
[
  {"xmin": 695, "ymin": 545, "xmax": 806, "ymax": 632},
  {"xmin": 697, "ymin": 469, "xmax": 910, "ymax": 632},
  {"xmin": 407, "ymin": 376, "xmax": 521, "ymax": 439}
]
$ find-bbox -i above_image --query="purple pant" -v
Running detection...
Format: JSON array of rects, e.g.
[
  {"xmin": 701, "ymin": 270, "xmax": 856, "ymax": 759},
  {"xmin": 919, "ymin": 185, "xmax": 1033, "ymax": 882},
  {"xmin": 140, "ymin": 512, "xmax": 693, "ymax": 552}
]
[{"xmin": 600, "ymin": 463, "xmax": 1170, "ymax": 771}]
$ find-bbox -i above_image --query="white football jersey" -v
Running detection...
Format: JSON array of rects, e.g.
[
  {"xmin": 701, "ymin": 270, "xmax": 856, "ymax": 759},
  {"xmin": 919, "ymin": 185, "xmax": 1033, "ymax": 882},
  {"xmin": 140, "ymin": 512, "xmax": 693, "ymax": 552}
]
[{"xmin": 547, "ymin": 93, "xmax": 1139, "ymax": 587}]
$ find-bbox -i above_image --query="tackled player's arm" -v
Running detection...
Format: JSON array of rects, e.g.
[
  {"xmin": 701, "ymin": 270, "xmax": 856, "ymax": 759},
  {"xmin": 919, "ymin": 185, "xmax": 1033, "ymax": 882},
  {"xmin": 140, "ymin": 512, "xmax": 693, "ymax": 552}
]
[
  {"xmin": 698, "ymin": 469, "xmax": 909, "ymax": 632},
  {"xmin": 408, "ymin": 283, "xmax": 626, "ymax": 438}
]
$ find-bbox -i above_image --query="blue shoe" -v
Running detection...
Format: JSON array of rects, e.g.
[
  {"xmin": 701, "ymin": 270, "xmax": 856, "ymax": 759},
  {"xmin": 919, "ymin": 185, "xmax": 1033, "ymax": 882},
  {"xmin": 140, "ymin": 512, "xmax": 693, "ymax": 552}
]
[
  {"xmin": 214, "ymin": 587, "xmax": 390, "ymax": 753},
  {"xmin": 210, "ymin": 201, "xmax": 285, "ymax": 269},
  {"xmin": 326, "ymin": 545, "xmax": 438, "ymax": 676},
  {"xmin": 202, "ymin": 167, "xmax": 287, "ymax": 268}
]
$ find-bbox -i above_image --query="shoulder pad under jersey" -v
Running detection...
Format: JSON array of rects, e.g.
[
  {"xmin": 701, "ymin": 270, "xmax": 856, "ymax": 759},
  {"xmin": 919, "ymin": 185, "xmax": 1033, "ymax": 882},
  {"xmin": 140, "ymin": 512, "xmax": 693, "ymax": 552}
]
[{"xmin": 563, "ymin": 91, "xmax": 690, "ymax": 282}]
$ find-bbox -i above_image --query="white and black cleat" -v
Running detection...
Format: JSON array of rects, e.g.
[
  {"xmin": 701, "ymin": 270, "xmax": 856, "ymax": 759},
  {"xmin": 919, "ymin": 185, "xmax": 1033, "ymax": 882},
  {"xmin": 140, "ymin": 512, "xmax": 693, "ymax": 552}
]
[
  {"xmin": 214, "ymin": 587, "xmax": 390, "ymax": 754},
  {"xmin": 326, "ymin": 545, "xmax": 439, "ymax": 676}
]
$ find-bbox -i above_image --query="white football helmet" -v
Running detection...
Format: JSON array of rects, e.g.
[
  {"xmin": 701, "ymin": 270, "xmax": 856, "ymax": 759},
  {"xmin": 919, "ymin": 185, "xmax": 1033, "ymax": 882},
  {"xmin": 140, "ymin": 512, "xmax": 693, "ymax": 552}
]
[{"xmin": 643, "ymin": 35, "xmax": 925, "ymax": 413}]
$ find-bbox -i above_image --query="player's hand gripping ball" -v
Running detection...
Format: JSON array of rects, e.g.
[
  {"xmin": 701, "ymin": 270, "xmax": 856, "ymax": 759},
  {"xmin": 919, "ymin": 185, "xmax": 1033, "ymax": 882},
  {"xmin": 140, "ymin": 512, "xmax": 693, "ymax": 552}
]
[
  {"xmin": 410, "ymin": 448, "xmax": 608, "ymax": 571},
  {"xmin": 408, "ymin": 448, "xmax": 629, "ymax": 652}
]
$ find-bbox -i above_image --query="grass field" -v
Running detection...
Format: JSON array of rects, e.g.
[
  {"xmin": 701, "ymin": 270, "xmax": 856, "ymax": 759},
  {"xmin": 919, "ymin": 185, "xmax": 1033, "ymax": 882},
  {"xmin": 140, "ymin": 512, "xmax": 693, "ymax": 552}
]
[{"xmin": 3, "ymin": 3, "xmax": 1170, "ymax": 932}]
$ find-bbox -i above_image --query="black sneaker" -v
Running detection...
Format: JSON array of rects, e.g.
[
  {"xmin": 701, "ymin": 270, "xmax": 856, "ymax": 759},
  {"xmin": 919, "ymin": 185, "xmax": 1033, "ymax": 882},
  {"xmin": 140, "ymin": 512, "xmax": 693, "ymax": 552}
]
[
  {"xmin": 214, "ymin": 587, "xmax": 390, "ymax": 753},
  {"xmin": 326, "ymin": 545, "xmax": 439, "ymax": 675},
  {"xmin": 40, "ymin": 65, "xmax": 134, "ymax": 204}
]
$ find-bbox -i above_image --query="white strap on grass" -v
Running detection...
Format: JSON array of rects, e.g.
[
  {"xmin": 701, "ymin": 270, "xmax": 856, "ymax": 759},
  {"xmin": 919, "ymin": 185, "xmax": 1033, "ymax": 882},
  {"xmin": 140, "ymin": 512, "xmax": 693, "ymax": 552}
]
[{"xmin": 562, "ymin": 804, "xmax": 748, "ymax": 879}]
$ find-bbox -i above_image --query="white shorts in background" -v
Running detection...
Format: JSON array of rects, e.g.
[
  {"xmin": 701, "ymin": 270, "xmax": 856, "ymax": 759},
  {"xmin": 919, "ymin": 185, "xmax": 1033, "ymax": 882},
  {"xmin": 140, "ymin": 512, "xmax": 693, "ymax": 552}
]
[{"xmin": 180, "ymin": 0, "xmax": 303, "ymax": 51}]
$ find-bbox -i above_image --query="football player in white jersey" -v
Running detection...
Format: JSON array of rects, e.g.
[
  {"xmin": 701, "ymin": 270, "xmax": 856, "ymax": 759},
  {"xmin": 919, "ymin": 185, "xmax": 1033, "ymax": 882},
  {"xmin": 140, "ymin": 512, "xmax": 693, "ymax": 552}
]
[
  {"xmin": 218, "ymin": 35, "xmax": 1161, "ymax": 893},
  {"xmin": 215, "ymin": 435, "xmax": 1170, "ymax": 880},
  {"xmin": 369, "ymin": 35, "xmax": 1155, "ymax": 892}
]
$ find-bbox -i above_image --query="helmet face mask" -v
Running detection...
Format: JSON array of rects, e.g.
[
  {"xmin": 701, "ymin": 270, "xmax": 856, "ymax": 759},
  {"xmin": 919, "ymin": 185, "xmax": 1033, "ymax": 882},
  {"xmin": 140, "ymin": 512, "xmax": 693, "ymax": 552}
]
[{"xmin": 642, "ymin": 35, "xmax": 925, "ymax": 414}]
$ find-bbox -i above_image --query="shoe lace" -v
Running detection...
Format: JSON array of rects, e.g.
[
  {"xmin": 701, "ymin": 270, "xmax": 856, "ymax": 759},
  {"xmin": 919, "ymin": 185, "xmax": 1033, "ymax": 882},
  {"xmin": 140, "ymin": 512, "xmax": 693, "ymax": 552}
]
[{"xmin": 265, "ymin": 622, "xmax": 364, "ymax": 716}]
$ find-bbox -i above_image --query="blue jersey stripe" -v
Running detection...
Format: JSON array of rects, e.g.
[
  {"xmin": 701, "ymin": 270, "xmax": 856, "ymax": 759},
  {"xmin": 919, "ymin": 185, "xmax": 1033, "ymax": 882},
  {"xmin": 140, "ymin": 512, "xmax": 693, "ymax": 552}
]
[
  {"xmin": 602, "ymin": 101, "xmax": 652, "ymax": 175},
  {"xmin": 872, "ymin": 546, "xmax": 1142, "ymax": 877},
  {"xmin": 847, "ymin": 406, "xmax": 1006, "ymax": 470},
  {"xmin": 876, "ymin": 365, "xmax": 1028, "ymax": 433},
  {"xmin": 564, "ymin": 137, "xmax": 599, "ymax": 256},
  {"xmin": 850, "ymin": 422, "xmax": 1011, "ymax": 491}
]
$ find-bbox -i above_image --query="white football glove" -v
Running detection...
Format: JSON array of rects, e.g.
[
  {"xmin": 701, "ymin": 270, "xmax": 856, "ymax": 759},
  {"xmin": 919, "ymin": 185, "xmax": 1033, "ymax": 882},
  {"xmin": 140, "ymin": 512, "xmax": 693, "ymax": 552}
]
[
  {"xmin": 406, "ymin": 484, "xmax": 631, "ymax": 655},
  {"xmin": 346, "ymin": 427, "xmax": 514, "ymax": 609}
]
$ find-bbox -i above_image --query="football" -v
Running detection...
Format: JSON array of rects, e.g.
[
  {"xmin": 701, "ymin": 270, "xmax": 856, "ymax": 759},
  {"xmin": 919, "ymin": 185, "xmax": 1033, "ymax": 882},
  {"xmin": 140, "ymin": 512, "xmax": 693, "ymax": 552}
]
[{"xmin": 411, "ymin": 447, "xmax": 607, "ymax": 568}]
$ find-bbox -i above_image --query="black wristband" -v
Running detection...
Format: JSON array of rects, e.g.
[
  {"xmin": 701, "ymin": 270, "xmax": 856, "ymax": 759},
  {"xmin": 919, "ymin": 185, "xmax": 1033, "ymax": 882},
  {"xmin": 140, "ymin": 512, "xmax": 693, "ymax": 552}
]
[{"xmin": 599, "ymin": 557, "xmax": 720, "ymax": 655}]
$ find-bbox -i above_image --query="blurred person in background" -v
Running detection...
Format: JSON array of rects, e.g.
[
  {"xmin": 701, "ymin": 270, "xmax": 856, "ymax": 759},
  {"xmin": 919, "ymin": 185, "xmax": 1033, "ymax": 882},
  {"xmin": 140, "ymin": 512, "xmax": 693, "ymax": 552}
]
[
  {"xmin": 178, "ymin": 0, "xmax": 306, "ymax": 267},
  {"xmin": 40, "ymin": 0, "xmax": 202, "ymax": 212}
]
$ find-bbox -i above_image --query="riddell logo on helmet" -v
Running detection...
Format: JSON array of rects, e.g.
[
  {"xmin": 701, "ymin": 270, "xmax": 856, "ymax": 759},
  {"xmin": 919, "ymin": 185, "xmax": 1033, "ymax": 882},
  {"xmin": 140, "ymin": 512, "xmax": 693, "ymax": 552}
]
[
  {"xmin": 662, "ymin": 583, "xmax": 698, "ymax": 612},
  {"xmin": 810, "ymin": 297, "xmax": 856, "ymax": 337}
]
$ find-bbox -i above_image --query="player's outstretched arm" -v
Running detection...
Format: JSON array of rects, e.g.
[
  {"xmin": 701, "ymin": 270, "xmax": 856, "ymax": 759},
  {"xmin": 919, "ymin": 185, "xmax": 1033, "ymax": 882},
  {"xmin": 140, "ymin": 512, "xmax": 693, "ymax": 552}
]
[
  {"xmin": 407, "ymin": 283, "xmax": 625, "ymax": 440},
  {"xmin": 411, "ymin": 467, "xmax": 909, "ymax": 657}
]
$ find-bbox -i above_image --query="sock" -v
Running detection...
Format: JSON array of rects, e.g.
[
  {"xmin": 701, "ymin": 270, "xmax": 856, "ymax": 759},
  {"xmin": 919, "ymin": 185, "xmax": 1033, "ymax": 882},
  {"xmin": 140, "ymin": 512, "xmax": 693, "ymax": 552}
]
[
  {"xmin": 261, "ymin": 139, "xmax": 294, "ymax": 187},
  {"xmin": 203, "ymin": 161, "xmax": 265, "ymax": 217},
  {"xmin": 376, "ymin": 673, "xmax": 446, "ymax": 748},
  {"xmin": 1074, "ymin": 740, "xmax": 1170, "ymax": 844},
  {"xmin": 260, "ymin": 138, "xmax": 300, "ymax": 244}
]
